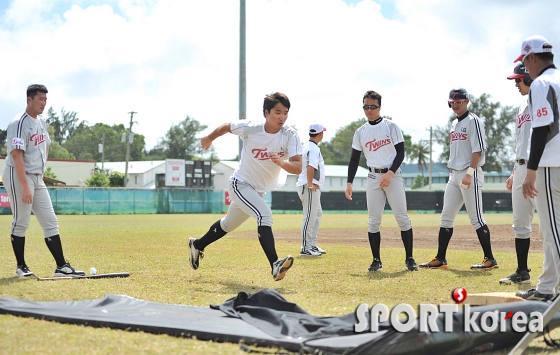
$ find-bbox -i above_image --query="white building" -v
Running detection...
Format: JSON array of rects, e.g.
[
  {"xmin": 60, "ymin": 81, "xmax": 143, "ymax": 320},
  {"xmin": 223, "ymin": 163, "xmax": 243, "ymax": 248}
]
[
  {"xmin": 102, "ymin": 160, "xmax": 167, "ymax": 189},
  {"xmin": 212, "ymin": 161, "xmax": 369, "ymax": 192}
]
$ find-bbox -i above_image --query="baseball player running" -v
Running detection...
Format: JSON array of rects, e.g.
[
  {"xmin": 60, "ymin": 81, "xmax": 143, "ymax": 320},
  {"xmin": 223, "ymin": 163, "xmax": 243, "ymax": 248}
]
[
  {"xmin": 345, "ymin": 90, "xmax": 417, "ymax": 272},
  {"xmin": 2, "ymin": 84, "xmax": 84, "ymax": 278},
  {"xmin": 420, "ymin": 88, "xmax": 497, "ymax": 270},
  {"xmin": 515, "ymin": 36, "xmax": 560, "ymax": 302},
  {"xmin": 499, "ymin": 64, "xmax": 536, "ymax": 285},
  {"xmin": 189, "ymin": 92, "xmax": 302, "ymax": 281},
  {"xmin": 297, "ymin": 122, "xmax": 327, "ymax": 256}
]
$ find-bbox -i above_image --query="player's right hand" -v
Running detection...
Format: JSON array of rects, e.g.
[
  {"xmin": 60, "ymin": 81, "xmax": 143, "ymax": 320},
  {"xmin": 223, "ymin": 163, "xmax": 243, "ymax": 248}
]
[
  {"xmin": 21, "ymin": 185, "xmax": 33, "ymax": 204},
  {"xmin": 345, "ymin": 183, "xmax": 353, "ymax": 200},
  {"xmin": 505, "ymin": 175, "xmax": 513, "ymax": 192}
]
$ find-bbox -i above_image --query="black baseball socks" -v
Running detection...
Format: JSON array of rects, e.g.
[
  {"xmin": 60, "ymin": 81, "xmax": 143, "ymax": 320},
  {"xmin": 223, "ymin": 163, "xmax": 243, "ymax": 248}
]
[
  {"xmin": 196, "ymin": 220, "xmax": 227, "ymax": 250},
  {"xmin": 368, "ymin": 232, "xmax": 381, "ymax": 260},
  {"xmin": 11, "ymin": 235, "xmax": 26, "ymax": 267},
  {"xmin": 257, "ymin": 226, "xmax": 278, "ymax": 266},
  {"xmin": 436, "ymin": 227, "xmax": 453, "ymax": 260},
  {"xmin": 45, "ymin": 234, "xmax": 66, "ymax": 267}
]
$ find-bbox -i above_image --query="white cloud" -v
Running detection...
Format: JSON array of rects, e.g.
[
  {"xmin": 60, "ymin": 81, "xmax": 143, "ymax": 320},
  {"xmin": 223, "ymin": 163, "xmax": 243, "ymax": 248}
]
[{"xmin": 1, "ymin": 0, "xmax": 559, "ymax": 161}]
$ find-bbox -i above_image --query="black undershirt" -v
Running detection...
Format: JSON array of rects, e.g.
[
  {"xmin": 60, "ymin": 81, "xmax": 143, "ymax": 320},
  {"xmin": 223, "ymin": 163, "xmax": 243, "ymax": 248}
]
[{"xmin": 346, "ymin": 118, "xmax": 405, "ymax": 183}]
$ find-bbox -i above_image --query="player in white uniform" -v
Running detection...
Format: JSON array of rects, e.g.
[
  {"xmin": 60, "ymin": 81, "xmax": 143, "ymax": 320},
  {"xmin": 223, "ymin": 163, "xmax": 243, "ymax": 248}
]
[
  {"xmin": 2, "ymin": 84, "xmax": 84, "ymax": 278},
  {"xmin": 189, "ymin": 92, "xmax": 302, "ymax": 281},
  {"xmin": 420, "ymin": 88, "xmax": 498, "ymax": 270},
  {"xmin": 296, "ymin": 122, "xmax": 326, "ymax": 256},
  {"xmin": 345, "ymin": 90, "xmax": 417, "ymax": 272},
  {"xmin": 499, "ymin": 64, "xmax": 536, "ymax": 285},
  {"xmin": 514, "ymin": 36, "xmax": 560, "ymax": 302}
]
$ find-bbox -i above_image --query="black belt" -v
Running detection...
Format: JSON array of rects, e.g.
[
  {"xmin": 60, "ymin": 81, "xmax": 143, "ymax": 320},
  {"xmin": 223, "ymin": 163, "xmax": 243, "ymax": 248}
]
[
  {"xmin": 516, "ymin": 159, "xmax": 526, "ymax": 165},
  {"xmin": 369, "ymin": 167, "xmax": 389, "ymax": 173},
  {"xmin": 26, "ymin": 172, "xmax": 41, "ymax": 175}
]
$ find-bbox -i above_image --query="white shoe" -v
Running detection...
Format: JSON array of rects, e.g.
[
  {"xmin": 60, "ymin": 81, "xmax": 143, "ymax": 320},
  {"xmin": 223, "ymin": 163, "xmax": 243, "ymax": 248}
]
[
  {"xmin": 312, "ymin": 246, "xmax": 326, "ymax": 254},
  {"xmin": 16, "ymin": 265, "xmax": 34, "ymax": 277},
  {"xmin": 300, "ymin": 248, "xmax": 322, "ymax": 256},
  {"xmin": 272, "ymin": 256, "xmax": 294, "ymax": 281}
]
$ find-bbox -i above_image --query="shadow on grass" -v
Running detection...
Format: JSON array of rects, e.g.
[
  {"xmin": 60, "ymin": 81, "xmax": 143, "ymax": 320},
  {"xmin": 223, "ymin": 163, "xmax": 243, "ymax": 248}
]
[
  {"xmin": 347, "ymin": 270, "xmax": 409, "ymax": 279},
  {"xmin": 221, "ymin": 282, "xmax": 297, "ymax": 295},
  {"xmin": 0, "ymin": 276, "xmax": 35, "ymax": 286}
]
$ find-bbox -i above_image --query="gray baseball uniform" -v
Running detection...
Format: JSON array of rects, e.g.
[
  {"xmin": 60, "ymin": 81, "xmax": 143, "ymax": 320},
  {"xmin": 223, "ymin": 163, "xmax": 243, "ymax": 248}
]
[
  {"xmin": 352, "ymin": 119, "xmax": 411, "ymax": 233},
  {"xmin": 512, "ymin": 99, "xmax": 536, "ymax": 239},
  {"xmin": 441, "ymin": 112, "xmax": 487, "ymax": 230},
  {"xmin": 528, "ymin": 67, "xmax": 560, "ymax": 295},
  {"xmin": 296, "ymin": 140, "xmax": 325, "ymax": 251},
  {"xmin": 2, "ymin": 111, "xmax": 58, "ymax": 238}
]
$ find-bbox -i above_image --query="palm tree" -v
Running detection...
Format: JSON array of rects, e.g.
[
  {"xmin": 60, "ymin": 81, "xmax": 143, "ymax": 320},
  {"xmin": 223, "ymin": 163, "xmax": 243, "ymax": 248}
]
[{"xmin": 410, "ymin": 141, "xmax": 430, "ymax": 187}]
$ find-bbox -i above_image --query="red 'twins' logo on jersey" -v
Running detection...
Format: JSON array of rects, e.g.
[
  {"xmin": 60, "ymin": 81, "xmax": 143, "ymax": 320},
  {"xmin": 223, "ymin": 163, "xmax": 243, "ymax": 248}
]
[
  {"xmin": 365, "ymin": 139, "xmax": 391, "ymax": 152},
  {"xmin": 30, "ymin": 133, "xmax": 47, "ymax": 147},
  {"xmin": 251, "ymin": 148, "xmax": 285, "ymax": 160},
  {"xmin": 450, "ymin": 132, "xmax": 468, "ymax": 142},
  {"xmin": 517, "ymin": 113, "xmax": 531, "ymax": 128}
]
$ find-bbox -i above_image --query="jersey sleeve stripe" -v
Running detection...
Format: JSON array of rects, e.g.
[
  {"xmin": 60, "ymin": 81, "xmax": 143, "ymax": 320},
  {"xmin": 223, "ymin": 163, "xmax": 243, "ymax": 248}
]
[
  {"xmin": 14, "ymin": 113, "xmax": 28, "ymax": 149},
  {"xmin": 472, "ymin": 114, "xmax": 486, "ymax": 151}
]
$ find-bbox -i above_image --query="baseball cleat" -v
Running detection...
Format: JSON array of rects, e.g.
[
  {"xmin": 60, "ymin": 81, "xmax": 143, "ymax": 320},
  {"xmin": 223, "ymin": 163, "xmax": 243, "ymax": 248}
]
[
  {"xmin": 313, "ymin": 246, "xmax": 326, "ymax": 254},
  {"xmin": 419, "ymin": 257, "xmax": 448, "ymax": 269},
  {"xmin": 54, "ymin": 263, "xmax": 85, "ymax": 277},
  {"xmin": 188, "ymin": 238, "xmax": 204, "ymax": 270},
  {"xmin": 16, "ymin": 264, "xmax": 35, "ymax": 277},
  {"xmin": 368, "ymin": 258, "xmax": 382, "ymax": 272},
  {"xmin": 470, "ymin": 257, "xmax": 498, "ymax": 270},
  {"xmin": 516, "ymin": 288, "xmax": 554, "ymax": 302},
  {"xmin": 272, "ymin": 256, "xmax": 294, "ymax": 281},
  {"xmin": 499, "ymin": 269, "xmax": 530, "ymax": 285},
  {"xmin": 405, "ymin": 257, "xmax": 418, "ymax": 271},
  {"xmin": 300, "ymin": 248, "xmax": 321, "ymax": 256}
]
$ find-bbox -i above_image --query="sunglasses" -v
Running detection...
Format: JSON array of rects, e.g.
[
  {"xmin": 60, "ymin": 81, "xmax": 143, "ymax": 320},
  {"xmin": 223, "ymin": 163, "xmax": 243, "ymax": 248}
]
[
  {"xmin": 363, "ymin": 104, "xmax": 380, "ymax": 110},
  {"xmin": 448, "ymin": 100, "xmax": 467, "ymax": 105},
  {"xmin": 514, "ymin": 78, "xmax": 523, "ymax": 83}
]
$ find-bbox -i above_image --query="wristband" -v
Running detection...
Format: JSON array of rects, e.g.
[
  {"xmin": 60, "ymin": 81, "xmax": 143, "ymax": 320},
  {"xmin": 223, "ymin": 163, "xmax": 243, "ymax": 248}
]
[{"xmin": 466, "ymin": 167, "xmax": 475, "ymax": 176}]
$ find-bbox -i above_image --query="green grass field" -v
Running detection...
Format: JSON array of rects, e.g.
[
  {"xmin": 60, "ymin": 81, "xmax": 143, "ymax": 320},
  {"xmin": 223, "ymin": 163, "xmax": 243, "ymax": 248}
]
[{"xmin": 0, "ymin": 213, "xmax": 557, "ymax": 354}]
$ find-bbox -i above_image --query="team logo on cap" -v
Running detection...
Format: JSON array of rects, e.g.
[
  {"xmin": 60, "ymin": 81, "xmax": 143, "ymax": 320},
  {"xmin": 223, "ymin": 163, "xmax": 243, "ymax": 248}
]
[{"xmin": 524, "ymin": 44, "xmax": 531, "ymax": 53}]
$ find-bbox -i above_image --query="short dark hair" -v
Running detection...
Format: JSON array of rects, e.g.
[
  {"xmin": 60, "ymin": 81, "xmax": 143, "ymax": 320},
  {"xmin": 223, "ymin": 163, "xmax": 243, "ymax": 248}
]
[
  {"xmin": 535, "ymin": 52, "xmax": 554, "ymax": 61},
  {"xmin": 363, "ymin": 90, "xmax": 382, "ymax": 105},
  {"xmin": 309, "ymin": 133, "xmax": 320, "ymax": 138},
  {"xmin": 263, "ymin": 92, "xmax": 290, "ymax": 117},
  {"xmin": 27, "ymin": 84, "xmax": 48, "ymax": 99}
]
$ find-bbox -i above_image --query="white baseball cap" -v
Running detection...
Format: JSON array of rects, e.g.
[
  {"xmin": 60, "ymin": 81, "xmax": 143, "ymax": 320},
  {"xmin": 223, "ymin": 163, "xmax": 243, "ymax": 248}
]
[
  {"xmin": 514, "ymin": 35, "xmax": 553, "ymax": 63},
  {"xmin": 309, "ymin": 122, "xmax": 326, "ymax": 134}
]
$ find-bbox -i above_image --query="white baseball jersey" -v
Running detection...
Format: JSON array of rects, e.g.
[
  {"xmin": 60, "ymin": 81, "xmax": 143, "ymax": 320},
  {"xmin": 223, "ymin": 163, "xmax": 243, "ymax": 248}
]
[
  {"xmin": 351, "ymin": 119, "xmax": 404, "ymax": 168},
  {"xmin": 515, "ymin": 99, "xmax": 531, "ymax": 160},
  {"xmin": 447, "ymin": 112, "xmax": 486, "ymax": 170},
  {"xmin": 230, "ymin": 120, "xmax": 302, "ymax": 193},
  {"xmin": 5, "ymin": 111, "xmax": 51, "ymax": 174},
  {"xmin": 529, "ymin": 67, "xmax": 560, "ymax": 167},
  {"xmin": 296, "ymin": 141, "xmax": 325, "ymax": 188}
]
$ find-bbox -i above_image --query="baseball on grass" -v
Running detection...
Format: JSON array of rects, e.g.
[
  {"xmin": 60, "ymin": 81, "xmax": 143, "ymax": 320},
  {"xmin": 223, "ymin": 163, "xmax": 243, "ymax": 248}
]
[{"xmin": 90, "ymin": 267, "xmax": 97, "ymax": 275}]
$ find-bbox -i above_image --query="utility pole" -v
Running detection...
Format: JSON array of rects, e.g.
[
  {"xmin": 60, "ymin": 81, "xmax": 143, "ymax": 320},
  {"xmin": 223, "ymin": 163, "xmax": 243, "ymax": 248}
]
[
  {"xmin": 238, "ymin": 0, "xmax": 246, "ymax": 158},
  {"xmin": 100, "ymin": 133, "xmax": 105, "ymax": 172},
  {"xmin": 124, "ymin": 111, "xmax": 136, "ymax": 187},
  {"xmin": 429, "ymin": 126, "xmax": 433, "ymax": 191}
]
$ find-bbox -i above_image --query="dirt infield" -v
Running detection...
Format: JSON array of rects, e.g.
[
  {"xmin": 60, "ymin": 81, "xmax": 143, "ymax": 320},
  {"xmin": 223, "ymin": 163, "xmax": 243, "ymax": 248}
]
[{"xmin": 238, "ymin": 225, "xmax": 542, "ymax": 253}]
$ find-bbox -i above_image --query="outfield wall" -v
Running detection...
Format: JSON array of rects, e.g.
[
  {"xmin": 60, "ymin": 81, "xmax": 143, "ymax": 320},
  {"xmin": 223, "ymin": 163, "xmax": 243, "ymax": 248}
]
[{"xmin": 0, "ymin": 188, "xmax": 512, "ymax": 215}]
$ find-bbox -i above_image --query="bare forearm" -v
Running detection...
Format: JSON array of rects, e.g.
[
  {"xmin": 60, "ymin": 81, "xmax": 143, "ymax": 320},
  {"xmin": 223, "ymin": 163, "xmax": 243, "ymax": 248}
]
[
  {"xmin": 470, "ymin": 151, "xmax": 481, "ymax": 168},
  {"xmin": 306, "ymin": 165, "xmax": 315, "ymax": 185},
  {"xmin": 13, "ymin": 154, "xmax": 29, "ymax": 188},
  {"xmin": 283, "ymin": 156, "xmax": 302, "ymax": 175}
]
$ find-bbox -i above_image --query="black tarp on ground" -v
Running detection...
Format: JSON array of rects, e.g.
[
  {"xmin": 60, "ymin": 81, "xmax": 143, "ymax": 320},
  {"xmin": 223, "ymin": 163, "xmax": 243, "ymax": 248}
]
[{"xmin": 1, "ymin": 289, "xmax": 559, "ymax": 354}]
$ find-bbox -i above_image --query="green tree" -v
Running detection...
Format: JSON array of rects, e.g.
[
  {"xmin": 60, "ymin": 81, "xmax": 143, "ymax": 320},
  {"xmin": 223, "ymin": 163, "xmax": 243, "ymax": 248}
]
[
  {"xmin": 402, "ymin": 133, "xmax": 412, "ymax": 163},
  {"xmin": 47, "ymin": 107, "xmax": 81, "ymax": 144},
  {"xmin": 63, "ymin": 123, "xmax": 146, "ymax": 161},
  {"xmin": 160, "ymin": 116, "xmax": 207, "ymax": 159},
  {"xmin": 108, "ymin": 171, "xmax": 125, "ymax": 187},
  {"xmin": 321, "ymin": 118, "xmax": 367, "ymax": 167},
  {"xmin": 85, "ymin": 173, "xmax": 110, "ymax": 187},
  {"xmin": 44, "ymin": 167, "xmax": 57, "ymax": 179},
  {"xmin": 411, "ymin": 175, "xmax": 429, "ymax": 189},
  {"xmin": 433, "ymin": 93, "xmax": 514, "ymax": 172},
  {"xmin": 46, "ymin": 126, "xmax": 75, "ymax": 159},
  {"xmin": 409, "ymin": 140, "xmax": 430, "ymax": 187},
  {"xmin": 0, "ymin": 129, "xmax": 6, "ymax": 156}
]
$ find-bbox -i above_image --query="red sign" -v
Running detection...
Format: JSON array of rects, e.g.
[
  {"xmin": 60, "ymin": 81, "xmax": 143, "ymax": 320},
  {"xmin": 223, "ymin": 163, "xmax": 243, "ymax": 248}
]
[
  {"xmin": 224, "ymin": 190, "xmax": 231, "ymax": 206},
  {"xmin": 0, "ymin": 193, "xmax": 11, "ymax": 208}
]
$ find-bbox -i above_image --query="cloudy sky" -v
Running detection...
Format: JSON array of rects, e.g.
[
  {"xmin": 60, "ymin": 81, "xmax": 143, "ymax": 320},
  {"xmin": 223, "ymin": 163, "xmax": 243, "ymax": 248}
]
[{"xmin": 1, "ymin": 0, "xmax": 559, "ymax": 161}]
